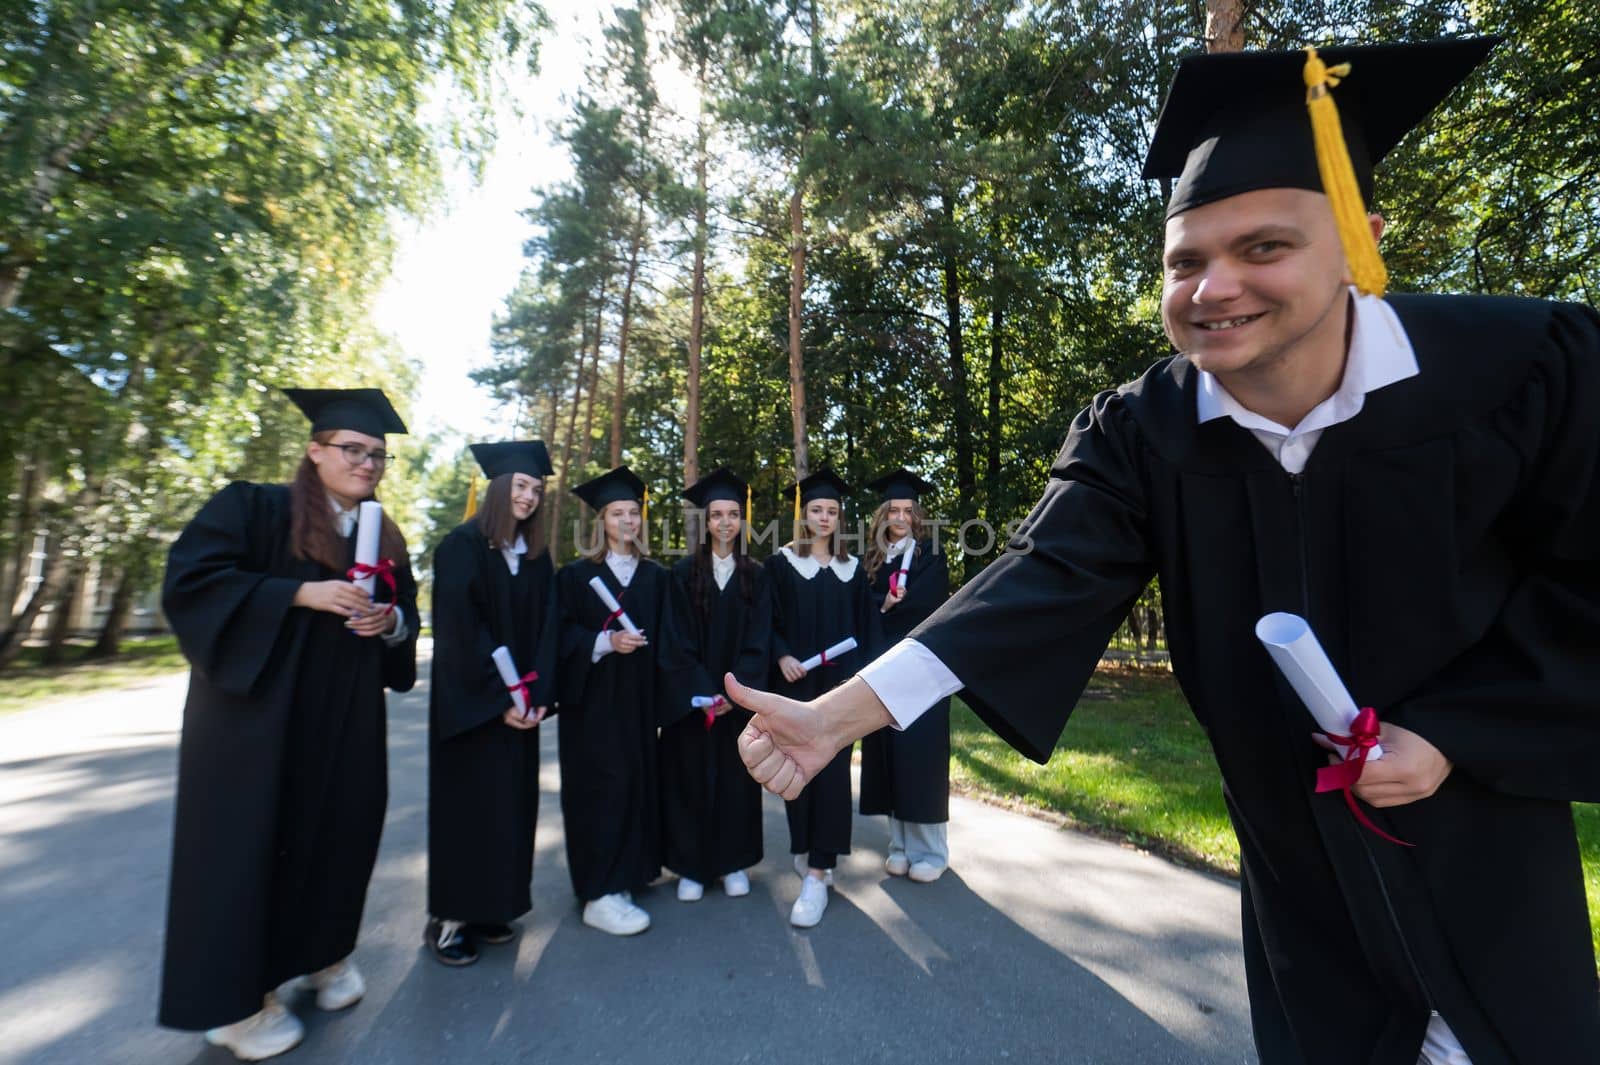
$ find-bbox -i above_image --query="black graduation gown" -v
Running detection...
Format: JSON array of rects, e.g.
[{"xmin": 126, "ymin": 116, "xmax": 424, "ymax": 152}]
[
  {"xmin": 158, "ymin": 482, "xmax": 418, "ymax": 1031},
  {"xmin": 909, "ymin": 295, "xmax": 1600, "ymax": 1065},
  {"xmin": 766, "ymin": 548, "xmax": 883, "ymax": 860},
  {"xmin": 555, "ymin": 557, "xmax": 695, "ymax": 902},
  {"xmin": 660, "ymin": 556, "xmax": 772, "ymax": 882},
  {"xmin": 427, "ymin": 523, "xmax": 558, "ymax": 923},
  {"xmin": 860, "ymin": 541, "xmax": 951, "ymax": 824}
]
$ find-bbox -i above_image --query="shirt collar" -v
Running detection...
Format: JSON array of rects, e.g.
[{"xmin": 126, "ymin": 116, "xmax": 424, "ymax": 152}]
[
  {"xmin": 1195, "ymin": 289, "xmax": 1418, "ymax": 436},
  {"xmin": 508, "ymin": 535, "xmax": 527, "ymax": 557}
]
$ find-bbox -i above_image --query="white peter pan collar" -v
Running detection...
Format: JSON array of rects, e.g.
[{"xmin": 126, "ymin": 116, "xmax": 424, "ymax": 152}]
[{"xmin": 779, "ymin": 545, "xmax": 859, "ymax": 582}]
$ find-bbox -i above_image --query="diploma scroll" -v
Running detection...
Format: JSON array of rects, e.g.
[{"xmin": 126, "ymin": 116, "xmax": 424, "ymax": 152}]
[
  {"xmin": 352, "ymin": 501, "xmax": 383, "ymax": 596},
  {"xmin": 492, "ymin": 646, "xmax": 528, "ymax": 716},
  {"xmin": 690, "ymin": 696, "xmax": 725, "ymax": 709},
  {"xmin": 1255, "ymin": 613, "xmax": 1382, "ymax": 761},
  {"xmin": 798, "ymin": 637, "xmax": 858, "ymax": 675},
  {"xmin": 890, "ymin": 542, "xmax": 913, "ymax": 596},
  {"xmin": 587, "ymin": 576, "xmax": 642, "ymax": 636}
]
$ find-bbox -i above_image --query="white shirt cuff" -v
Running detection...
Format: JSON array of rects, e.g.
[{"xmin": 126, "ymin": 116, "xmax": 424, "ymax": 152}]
[
  {"xmin": 381, "ymin": 608, "xmax": 409, "ymax": 646},
  {"xmin": 857, "ymin": 638, "xmax": 962, "ymax": 730},
  {"xmin": 592, "ymin": 630, "xmax": 614, "ymax": 663}
]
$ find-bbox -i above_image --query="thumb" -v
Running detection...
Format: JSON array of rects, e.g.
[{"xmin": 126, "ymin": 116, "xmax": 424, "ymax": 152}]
[{"xmin": 724, "ymin": 671, "xmax": 780, "ymax": 717}]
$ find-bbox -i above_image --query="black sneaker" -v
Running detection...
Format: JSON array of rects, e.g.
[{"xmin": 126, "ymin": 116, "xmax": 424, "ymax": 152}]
[
  {"xmin": 424, "ymin": 919, "xmax": 479, "ymax": 967},
  {"xmin": 467, "ymin": 922, "xmax": 517, "ymax": 945}
]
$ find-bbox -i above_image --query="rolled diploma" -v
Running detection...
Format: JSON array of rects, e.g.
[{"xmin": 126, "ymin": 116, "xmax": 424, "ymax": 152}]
[
  {"xmin": 798, "ymin": 637, "xmax": 858, "ymax": 675},
  {"xmin": 492, "ymin": 645, "xmax": 528, "ymax": 716},
  {"xmin": 691, "ymin": 695, "xmax": 723, "ymax": 709},
  {"xmin": 894, "ymin": 542, "xmax": 913, "ymax": 588},
  {"xmin": 353, "ymin": 501, "xmax": 383, "ymax": 596},
  {"xmin": 588, "ymin": 576, "xmax": 641, "ymax": 636},
  {"xmin": 1255, "ymin": 612, "xmax": 1382, "ymax": 760}
]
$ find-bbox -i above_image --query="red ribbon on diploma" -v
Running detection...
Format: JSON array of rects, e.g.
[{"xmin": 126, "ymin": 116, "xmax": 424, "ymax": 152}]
[
  {"xmin": 346, "ymin": 558, "xmax": 397, "ymax": 615},
  {"xmin": 888, "ymin": 570, "xmax": 906, "ymax": 598},
  {"xmin": 702, "ymin": 696, "xmax": 726, "ymax": 731},
  {"xmin": 508, "ymin": 670, "xmax": 539, "ymax": 719},
  {"xmin": 1314, "ymin": 706, "xmax": 1413, "ymax": 847}
]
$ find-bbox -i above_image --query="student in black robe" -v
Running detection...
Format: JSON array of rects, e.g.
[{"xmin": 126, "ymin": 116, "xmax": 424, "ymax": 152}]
[
  {"xmin": 663, "ymin": 467, "xmax": 772, "ymax": 902},
  {"xmin": 732, "ymin": 40, "xmax": 1600, "ymax": 1065},
  {"xmin": 159, "ymin": 388, "xmax": 418, "ymax": 1062},
  {"xmin": 858, "ymin": 469, "xmax": 951, "ymax": 882},
  {"xmin": 555, "ymin": 466, "xmax": 695, "ymax": 936},
  {"xmin": 424, "ymin": 440, "xmax": 558, "ymax": 966},
  {"xmin": 765, "ymin": 467, "xmax": 882, "ymax": 928}
]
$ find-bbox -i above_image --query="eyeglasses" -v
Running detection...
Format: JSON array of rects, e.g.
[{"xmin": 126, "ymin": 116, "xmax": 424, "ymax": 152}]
[{"xmin": 328, "ymin": 442, "xmax": 393, "ymax": 470}]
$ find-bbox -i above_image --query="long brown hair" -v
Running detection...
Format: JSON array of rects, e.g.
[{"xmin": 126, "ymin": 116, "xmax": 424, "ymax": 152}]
[
  {"xmin": 864, "ymin": 500, "xmax": 926, "ymax": 582},
  {"xmin": 687, "ymin": 522, "xmax": 760, "ymax": 624},
  {"xmin": 785, "ymin": 503, "xmax": 849, "ymax": 563},
  {"xmin": 290, "ymin": 431, "xmax": 407, "ymax": 572},
  {"xmin": 474, "ymin": 472, "xmax": 549, "ymax": 557},
  {"xmin": 581, "ymin": 500, "xmax": 650, "ymax": 563}
]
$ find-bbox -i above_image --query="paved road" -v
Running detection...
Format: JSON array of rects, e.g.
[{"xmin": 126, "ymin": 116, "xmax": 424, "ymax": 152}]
[{"xmin": 0, "ymin": 651, "xmax": 1257, "ymax": 1064}]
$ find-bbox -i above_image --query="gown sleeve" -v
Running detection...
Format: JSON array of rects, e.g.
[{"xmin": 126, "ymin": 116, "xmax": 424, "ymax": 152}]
[
  {"xmin": 765, "ymin": 556, "xmax": 796, "ymax": 664},
  {"xmin": 671, "ymin": 561, "xmax": 723, "ymax": 700},
  {"xmin": 909, "ymin": 390, "xmax": 1156, "ymax": 762},
  {"xmin": 528, "ymin": 552, "xmax": 559, "ymax": 713},
  {"xmin": 556, "ymin": 564, "xmax": 597, "ymax": 712},
  {"xmin": 653, "ymin": 565, "xmax": 704, "ymax": 728},
  {"xmin": 161, "ymin": 481, "xmax": 304, "ymax": 698},
  {"xmin": 1391, "ymin": 302, "xmax": 1600, "ymax": 802},
  {"xmin": 381, "ymin": 552, "xmax": 420, "ymax": 693},
  {"xmin": 429, "ymin": 530, "xmax": 506, "ymax": 739},
  {"xmin": 731, "ymin": 568, "xmax": 773, "ymax": 690}
]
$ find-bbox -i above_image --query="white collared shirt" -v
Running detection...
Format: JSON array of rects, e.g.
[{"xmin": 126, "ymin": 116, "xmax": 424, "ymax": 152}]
[
  {"xmin": 889, "ymin": 535, "xmax": 914, "ymax": 565},
  {"xmin": 501, "ymin": 535, "xmax": 528, "ymax": 577},
  {"xmin": 712, "ymin": 549, "xmax": 737, "ymax": 591}
]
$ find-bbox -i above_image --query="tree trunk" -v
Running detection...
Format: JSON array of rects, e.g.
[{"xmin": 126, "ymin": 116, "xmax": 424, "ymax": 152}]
[
  {"xmin": 39, "ymin": 562, "xmax": 85, "ymax": 666},
  {"xmin": 987, "ymin": 272, "xmax": 1005, "ymax": 516},
  {"xmin": 612, "ymin": 195, "xmax": 648, "ymax": 469},
  {"xmin": 941, "ymin": 193, "xmax": 974, "ymax": 521},
  {"xmin": 0, "ymin": 532, "xmax": 62, "ymax": 670},
  {"xmin": 787, "ymin": 182, "xmax": 809, "ymax": 480},
  {"xmin": 1205, "ymin": 0, "xmax": 1246, "ymax": 52},
  {"xmin": 3, "ymin": 457, "xmax": 41, "ymax": 626},
  {"xmin": 684, "ymin": 78, "xmax": 709, "ymax": 488},
  {"xmin": 90, "ymin": 568, "xmax": 136, "ymax": 659}
]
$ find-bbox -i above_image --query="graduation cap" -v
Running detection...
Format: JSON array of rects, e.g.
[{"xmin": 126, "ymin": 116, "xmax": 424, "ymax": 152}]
[
  {"xmin": 867, "ymin": 468, "xmax": 935, "ymax": 504},
  {"xmin": 468, "ymin": 440, "xmax": 553, "ymax": 480},
  {"xmin": 682, "ymin": 467, "xmax": 749, "ymax": 510},
  {"xmin": 1142, "ymin": 37, "xmax": 1498, "ymax": 296},
  {"xmin": 283, "ymin": 387, "xmax": 408, "ymax": 437},
  {"xmin": 572, "ymin": 465, "xmax": 647, "ymax": 512}
]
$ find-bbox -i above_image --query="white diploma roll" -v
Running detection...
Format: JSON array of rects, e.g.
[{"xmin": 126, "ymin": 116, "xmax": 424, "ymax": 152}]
[
  {"xmin": 799, "ymin": 637, "xmax": 858, "ymax": 675},
  {"xmin": 1255, "ymin": 612, "xmax": 1382, "ymax": 760},
  {"xmin": 691, "ymin": 695, "xmax": 723, "ymax": 709},
  {"xmin": 588, "ymin": 576, "xmax": 642, "ymax": 636},
  {"xmin": 352, "ymin": 501, "xmax": 383, "ymax": 596},
  {"xmin": 492, "ymin": 645, "xmax": 527, "ymax": 716},
  {"xmin": 895, "ymin": 543, "xmax": 913, "ymax": 586}
]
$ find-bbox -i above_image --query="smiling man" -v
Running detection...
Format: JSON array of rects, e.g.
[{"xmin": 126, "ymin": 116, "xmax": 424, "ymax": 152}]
[{"xmin": 728, "ymin": 38, "xmax": 1600, "ymax": 1065}]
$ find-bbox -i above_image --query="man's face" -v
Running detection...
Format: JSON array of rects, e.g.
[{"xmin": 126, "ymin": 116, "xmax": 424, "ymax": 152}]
[{"xmin": 1160, "ymin": 187, "xmax": 1352, "ymax": 378}]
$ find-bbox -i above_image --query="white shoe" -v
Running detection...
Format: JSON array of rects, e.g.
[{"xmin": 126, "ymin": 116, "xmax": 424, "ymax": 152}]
[
  {"xmin": 908, "ymin": 860, "xmax": 946, "ymax": 883},
  {"xmin": 792, "ymin": 854, "xmax": 833, "ymax": 886},
  {"xmin": 304, "ymin": 958, "xmax": 364, "ymax": 1011},
  {"xmin": 884, "ymin": 852, "xmax": 910, "ymax": 877},
  {"xmin": 583, "ymin": 892, "xmax": 651, "ymax": 936},
  {"xmin": 789, "ymin": 875, "xmax": 829, "ymax": 928},
  {"xmin": 677, "ymin": 877, "xmax": 704, "ymax": 902},
  {"xmin": 721, "ymin": 870, "xmax": 750, "ymax": 897},
  {"xmin": 204, "ymin": 994, "xmax": 304, "ymax": 1061}
]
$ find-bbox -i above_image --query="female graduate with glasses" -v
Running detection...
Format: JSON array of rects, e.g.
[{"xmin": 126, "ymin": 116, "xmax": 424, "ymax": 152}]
[
  {"xmin": 158, "ymin": 388, "xmax": 419, "ymax": 1063},
  {"xmin": 859, "ymin": 469, "xmax": 952, "ymax": 882},
  {"xmin": 766, "ymin": 468, "xmax": 882, "ymax": 928},
  {"xmin": 423, "ymin": 441, "xmax": 559, "ymax": 967},
  {"xmin": 555, "ymin": 466, "xmax": 696, "ymax": 936},
  {"xmin": 662, "ymin": 468, "xmax": 772, "ymax": 903}
]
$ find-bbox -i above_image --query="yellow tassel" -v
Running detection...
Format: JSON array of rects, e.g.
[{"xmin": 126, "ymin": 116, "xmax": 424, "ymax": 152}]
[
  {"xmin": 1303, "ymin": 47, "xmax": 1388, "ymax": 298},
  {"xmin": 792, "ymin": 484, "xmax": 802, "ymax": 543},
  {"xmin": 463, "ymin": 473, "xmax": 479, "ymax": 520},
  {"xmin": 642, "ymin": 485, "xmax": 649, "ymax": 532},
  {"xmin": 744, "ymin": 482, "xmax": 752, "ymax": 547}
]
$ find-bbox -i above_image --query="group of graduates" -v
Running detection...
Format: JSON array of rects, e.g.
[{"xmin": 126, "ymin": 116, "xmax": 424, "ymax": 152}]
[
  {"xmin": 155, "ymin": 385, "xmax": 953, "ymax": 1061},
  {"xmin": 150, "ymin": 32, "xmax": 1600, "ymax": 1065}
]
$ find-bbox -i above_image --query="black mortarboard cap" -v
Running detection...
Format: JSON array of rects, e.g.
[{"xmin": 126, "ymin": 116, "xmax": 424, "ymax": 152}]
[
  {"xmin": 682, "ymin": 467, "xmax": 748, "ymax": 509},
  {"xmin": 789, "ymin": 467, "xmax": 852, "ymax": 505},
  {"xmin": 1143, "ymin": 38, "xmax": 1498, "ymax": 219},
  {"xmin": 572, "ymin": 465, "xmax": 646, "ymax": 511},
  {"xmin": 283, "ymin": 387, "xmax": 408, "ymax": 437},
  {"xmin": 867, "ymin": 468, "xmax": 935, "ymax": 503},
  {"xmin": 469, "ymin": 440, "xmax": 553, "ymax": 480}
]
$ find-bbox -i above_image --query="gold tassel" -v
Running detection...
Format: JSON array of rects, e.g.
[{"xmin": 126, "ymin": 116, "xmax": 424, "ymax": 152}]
[
  {"xmin": 792, "ymin": 484, "xmax": 802, "ymax": 543},
  {"xmin": 744, "ymin": 482, "xmax": 753, "ymax": 547},
  {"xmin": 463, "ymin": 472, "xmax": 480, "ymax": 520},
  {"xmin": 641, "ymin": 485, "xmax": 649, "ymax": 540},
  {"xmin": 1303, "ymin": 47, "xmax": 1388, "ymax": 298}
]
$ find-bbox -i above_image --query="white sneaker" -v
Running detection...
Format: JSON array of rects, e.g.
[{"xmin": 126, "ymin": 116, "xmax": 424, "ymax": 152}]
[
  {"xmin": 304, "ymin": 958, "xmax": 364, "ymax": 1011},
  {"xmin": 792, "ymin": 854, "xmax": 833, "ymax": 886},
  {"xmin": 884, "ymin": 852, "xmax": 910, "ymax": 877},
  {"xmin": 721, "ymin": 870, "xmax": 751, "ymax": 897},
  {"xmin": 583, "ymin": 892, "xmax": 651, "ymax": 936},
  {"xmin": 204, "ymin": 994, "xmax": 304, "ymax": 1061},
  {"xmin": 908, "ymin": 860, "xmax": 946, "ymax": 883},
  {"xmin": 677, "ymin": 877, "xmax": 704, "ymax": 902},
  {"xmin": 789, "ymin": 875, "xmax": 829, "ymax": 928}
]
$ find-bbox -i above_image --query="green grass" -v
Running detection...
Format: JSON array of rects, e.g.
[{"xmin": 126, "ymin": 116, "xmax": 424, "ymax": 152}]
[
  {"xmin": 0, "ymin": 636, "xmax": 188, "ymax": 715},
  {"xmin": 949, "ymin": 665, "xmax": 1600, "ymax": 962}
]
